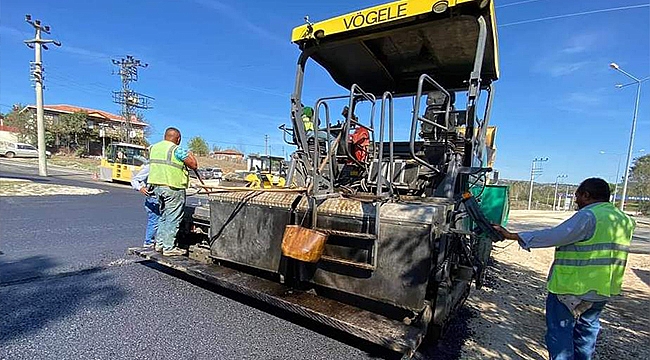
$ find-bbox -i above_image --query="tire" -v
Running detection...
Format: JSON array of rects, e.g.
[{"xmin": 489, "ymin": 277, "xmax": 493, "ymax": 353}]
[{"xmin": 5, "ymin": 151, "xmax": 15, "ymax": 158}]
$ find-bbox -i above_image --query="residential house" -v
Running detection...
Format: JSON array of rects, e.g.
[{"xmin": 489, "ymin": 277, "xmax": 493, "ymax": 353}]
[
  {"xmin": 0, "ymin": 125, "xmax": 19, "ymax": 143},
  {"xmin": 211, "ymin": 149, "xmax": 244, "ymax": 162},
  {"xmin": 21, "ymin": 104, "xmax": 148, "ymax": 155}
]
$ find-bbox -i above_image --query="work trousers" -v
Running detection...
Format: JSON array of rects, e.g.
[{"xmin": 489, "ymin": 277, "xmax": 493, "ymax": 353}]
[
  {"xmin": 153, "ymin": 186, "xmax": 186, "ymax": 251},
  {"xmin": 143, "ymin": 196, "xmax": 160, "ymax": 246},
  {"xmin": 545, "ymin": 292, "xmax": 607, "ymax": 360}
]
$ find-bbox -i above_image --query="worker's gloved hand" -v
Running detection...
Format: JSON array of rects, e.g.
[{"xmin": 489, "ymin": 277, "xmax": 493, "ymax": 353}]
[
  {"xmin": 492, "ymin": 224, "xmax": 517, "ymax": 241},
  {"xmin": 492, "ymin": 224, "xmax": 531, "ymax": 252},
  {"xmin": 139, "ymin": 187, "xmax": 151, "ymax": 196}
]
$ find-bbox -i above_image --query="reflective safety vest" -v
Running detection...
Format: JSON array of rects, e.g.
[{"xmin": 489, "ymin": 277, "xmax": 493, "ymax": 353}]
[
  {"xmin": 147, "ymin": 140, "xmax": 188, "ymax": 189},
  {"xmin": 548, "ymin": 202, "xmax": 635, "ymax": 297},
  {"xmin": 302, "ymin": 115, "xmax": 314, "ymax": 132}
]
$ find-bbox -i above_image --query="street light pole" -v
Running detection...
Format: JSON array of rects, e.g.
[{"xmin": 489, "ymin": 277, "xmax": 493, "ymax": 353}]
[
  {"xmin": 613, "ymin": 155, "xmax": 622, "ymax": 203},
  {"xmin": 600, "ymin": 151, "xmax": 623, "ymax": 204},
  {"xmin": 610, "ymin": 62, "xmax": 648, "ymax": 211}
]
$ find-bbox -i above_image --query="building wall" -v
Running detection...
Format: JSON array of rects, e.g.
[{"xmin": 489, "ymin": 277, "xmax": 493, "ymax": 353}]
[
  {"xmin": 212, "ymin": 153, "xmax": 244, "ymax": 162},
  {"xmin": 0, "ymin": 130, "xmax": 18, "ymax": 142}
]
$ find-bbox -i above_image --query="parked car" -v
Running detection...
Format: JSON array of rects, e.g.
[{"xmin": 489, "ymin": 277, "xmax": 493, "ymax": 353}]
[
  {"xmin": 191, "ymin": 167, "xmax": 214, "ymax": 180},
  {"xmin": 212, "ymin": 167, "xmax": 223, "ymax": 180},
  {"xmin": 0, "ymin": 141, "xmax": 51, "ymax": 158}
]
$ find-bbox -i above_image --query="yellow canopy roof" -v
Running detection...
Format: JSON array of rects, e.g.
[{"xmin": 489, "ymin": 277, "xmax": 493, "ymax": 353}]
[{"xmin": 292, "ymin": 0, "xmax": 499, "ymax": 94}]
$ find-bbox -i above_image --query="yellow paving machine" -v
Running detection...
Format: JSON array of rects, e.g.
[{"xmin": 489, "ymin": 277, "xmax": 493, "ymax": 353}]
[{"xmin": 131, "ymin": 1, "xmax": 508, "ymax": 357}]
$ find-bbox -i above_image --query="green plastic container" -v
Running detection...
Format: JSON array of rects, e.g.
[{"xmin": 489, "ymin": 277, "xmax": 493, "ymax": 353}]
[{"xmin": 471, "ymin": 185, "xmax": 510, "ymax": 226}]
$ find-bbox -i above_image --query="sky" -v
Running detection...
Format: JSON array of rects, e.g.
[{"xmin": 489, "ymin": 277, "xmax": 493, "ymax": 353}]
[{"xmin": 0, "ymin": 0, "xmax": 649, "ymax": 183}]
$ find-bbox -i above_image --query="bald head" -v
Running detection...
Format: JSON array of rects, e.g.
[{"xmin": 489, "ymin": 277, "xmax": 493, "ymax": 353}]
[{"xmin": 164, "ymin": 127, "xmax": 181, "ymax": 145}]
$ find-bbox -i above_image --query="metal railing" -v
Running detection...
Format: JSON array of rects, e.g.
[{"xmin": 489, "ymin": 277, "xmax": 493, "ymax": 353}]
[
  {"xmin": 409, "ymin": 74, "xmax": 452, "ymax": 173},
  {"xmin": 376, "ymin": 91, "xmax": 395, "ymax": 199}
]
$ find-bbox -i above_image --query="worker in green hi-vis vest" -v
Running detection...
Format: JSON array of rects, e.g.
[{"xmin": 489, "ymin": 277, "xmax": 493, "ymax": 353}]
[
  {"xmin": 147, "ymin": 127, "xmax": 198, "ymax": 257},
  {"xmin": 493, "ymin": 178, "xmax": 636, "ymax": 360}
]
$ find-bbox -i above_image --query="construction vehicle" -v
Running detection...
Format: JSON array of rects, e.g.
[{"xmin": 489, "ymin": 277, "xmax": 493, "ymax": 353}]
[
  {"xmin": 245, "ymin": 154, "xmax": 287, "ymax": 188},
  {"xmin": 131, "ymin": 0, "xmax": 508, "ymax": 357},
  {"xmin": 98, "ymin": 142, "xmax": 147, "ymax": 182}
]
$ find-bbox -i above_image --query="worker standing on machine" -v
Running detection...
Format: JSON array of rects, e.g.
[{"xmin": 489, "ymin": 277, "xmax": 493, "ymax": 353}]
[{"xmin": 493, "ymin": 178, "xmax": 635, "ymax": 360}]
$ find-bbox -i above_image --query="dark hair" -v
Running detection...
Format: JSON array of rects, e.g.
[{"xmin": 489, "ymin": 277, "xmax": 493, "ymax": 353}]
[
  {"xmin": 164, "ymin": 127, "xmax": 180, "ymax": 138},
  {"xmin": 576, "ymin": 178, "xmax": 610, "ymax": 201}
]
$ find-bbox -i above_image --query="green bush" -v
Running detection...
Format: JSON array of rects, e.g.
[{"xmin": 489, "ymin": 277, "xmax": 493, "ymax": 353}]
[{"xmin": 75, "ymin": 147, "xmax": 88, "ymax": 158}]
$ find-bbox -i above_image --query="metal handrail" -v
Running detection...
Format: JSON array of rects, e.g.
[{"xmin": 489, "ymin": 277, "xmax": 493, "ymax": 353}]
[
  {"xmin": 278, "ymin": 124, "xmax": 297, "ymax": 146},
  {"xmin": 376, "ymin": 91, "xmax": 394, "ymax": 199},
  {"xmin": 409, "ymin": 74, "xmax": 451, "ymax": 173},
  {"xmin": 374, "ymin": 91, "xmax": 395, "ymax": 239},
  {"xmin": 312, "ymin": 99, "xmax": 334, "ymax": 195},
  {"xmin": 475, "ymin": 84, "xmax": 494, "ymax": 167}
]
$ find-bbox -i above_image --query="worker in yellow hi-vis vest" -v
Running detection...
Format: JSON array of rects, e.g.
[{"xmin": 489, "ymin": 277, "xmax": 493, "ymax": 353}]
[
  {"xmin": 493, "ymin": 178, "xmax": 635, "ymax": 360},
  {"xmin": 147, "ymin": 127, "xmax": 198, "ymax": 257}
]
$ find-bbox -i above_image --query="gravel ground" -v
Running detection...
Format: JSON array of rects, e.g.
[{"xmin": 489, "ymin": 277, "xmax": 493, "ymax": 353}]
[
  {"xmin": 447, "ymin": 210, "xmax": 650, "ymax": 360},
  {"xmin": 0, "ymin": 178, "xmax": 105, "ymax": 196}
]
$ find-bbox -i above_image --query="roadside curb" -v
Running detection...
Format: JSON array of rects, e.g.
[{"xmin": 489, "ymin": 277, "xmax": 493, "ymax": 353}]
[{"xmin": 0, "ymin": 158, "xmax": 92, "ymax": 175}]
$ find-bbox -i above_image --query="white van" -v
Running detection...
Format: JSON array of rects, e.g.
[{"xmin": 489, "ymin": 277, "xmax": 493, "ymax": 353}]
[{"xmin": 0, "ymin": 141, "xmax": 51, "ymax": 158}]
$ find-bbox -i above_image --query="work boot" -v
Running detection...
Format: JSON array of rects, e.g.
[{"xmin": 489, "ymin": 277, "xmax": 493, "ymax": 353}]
[{"xmin": 163, "ymin": 247, "xmax": 186, "ymax": 257}]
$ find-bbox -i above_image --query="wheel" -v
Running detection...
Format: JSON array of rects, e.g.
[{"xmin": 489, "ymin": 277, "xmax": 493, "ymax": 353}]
[{"xmin": 5, "ymin": 151, "xmax": 15, "ymax": 158}]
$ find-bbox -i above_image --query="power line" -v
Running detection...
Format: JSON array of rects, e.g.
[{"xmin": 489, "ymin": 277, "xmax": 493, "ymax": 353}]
[
  {"xmin": 46, "ymin": 73, "xmax": 112, "ymax": 95},
  {"xmin": 500, "ymin": 3, "xmax": 650, "ymax": 27},
  {"xmin": 45, "ymin": 66, "xmax": 114, "ymax": 91},
  {"xmin": 496, "ymin": 0, "xmax": 545, "ymax": 9}
]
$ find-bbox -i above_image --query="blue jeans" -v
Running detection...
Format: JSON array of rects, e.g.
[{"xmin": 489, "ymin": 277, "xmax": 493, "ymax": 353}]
[
  {"xmin": 545, "ymin": 292, "xmax": 607, "ymax": 360},
  {"xmin": 144, "ymin": 196, "xmax": 160, "ymax": 246},
  {"xmin": 153, "ymin": 186, "xmax": 186, "ymax": 251}
]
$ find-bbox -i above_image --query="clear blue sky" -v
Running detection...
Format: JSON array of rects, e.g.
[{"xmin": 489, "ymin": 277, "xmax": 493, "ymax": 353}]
[{"xmin": 1, "ymin": 0, "xmax": 648, "ymax": 182}]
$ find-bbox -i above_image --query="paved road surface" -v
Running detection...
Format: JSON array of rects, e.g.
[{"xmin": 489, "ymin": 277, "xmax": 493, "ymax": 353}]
[
  {"xmin": 0, "ymin": 161, "xmax": 395, "ymax": 360},
  {"xmin": 3, "ymin": 159, "xmax": 647, "ymax": 359}
]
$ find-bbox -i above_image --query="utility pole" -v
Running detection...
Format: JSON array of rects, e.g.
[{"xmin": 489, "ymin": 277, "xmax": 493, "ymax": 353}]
[
  {"xmin": 99, "ymin": 123, "xmax": 107, "ymax": 158},
  {"xmin": 264, "ymin": 134, "xmax": 269, "ymax": 156},
  {"xmin": 528, "ymin": 157, "xmax": 548, "ymax": 210},
  {"xmin": 24, "ymin": 15, "xmax": 60, "ymax": 177},
  {"xmin": 112, "ymin": 55, "xmax": 153, "ymax": 142},
  {"xmin": 553, "ymin": 174, "xmax": 568, "ymax": 211}
]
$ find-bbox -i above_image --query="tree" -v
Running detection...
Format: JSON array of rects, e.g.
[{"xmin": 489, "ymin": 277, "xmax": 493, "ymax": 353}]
[
  {"xmin": 188, "ymin": 136, "xmax": 209, "ymax": 156},
  {"xmin": 3, "ymin": 104, "xmax": 36, "ymax": 143},
  {"xmin": 51, "ymin": 111, "xmax": 87, "ymax": 150},
  {"xmin": 629, "ymin": 154, "xmax": 650, "ymax": 214},
  {"xmin": 212, "ymin": 144, "xmax": 222, "ymax": 153},
  {"xmin": 135, "ymin": 112, "xmax": 152, "ymax": 146}
]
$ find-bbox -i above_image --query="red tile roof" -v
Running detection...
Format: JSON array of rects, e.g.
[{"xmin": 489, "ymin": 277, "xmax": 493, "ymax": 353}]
[
  {"xmin": 0, "ymin": 125, "xmax": 19, "ymax": 133},
  {"xmin": 25, "ymin": 104, "xmax": 148, "ymax": 126},
  {"xmin": 213, "ymin": 149, "xmax": 244, "ymax": 156}
]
